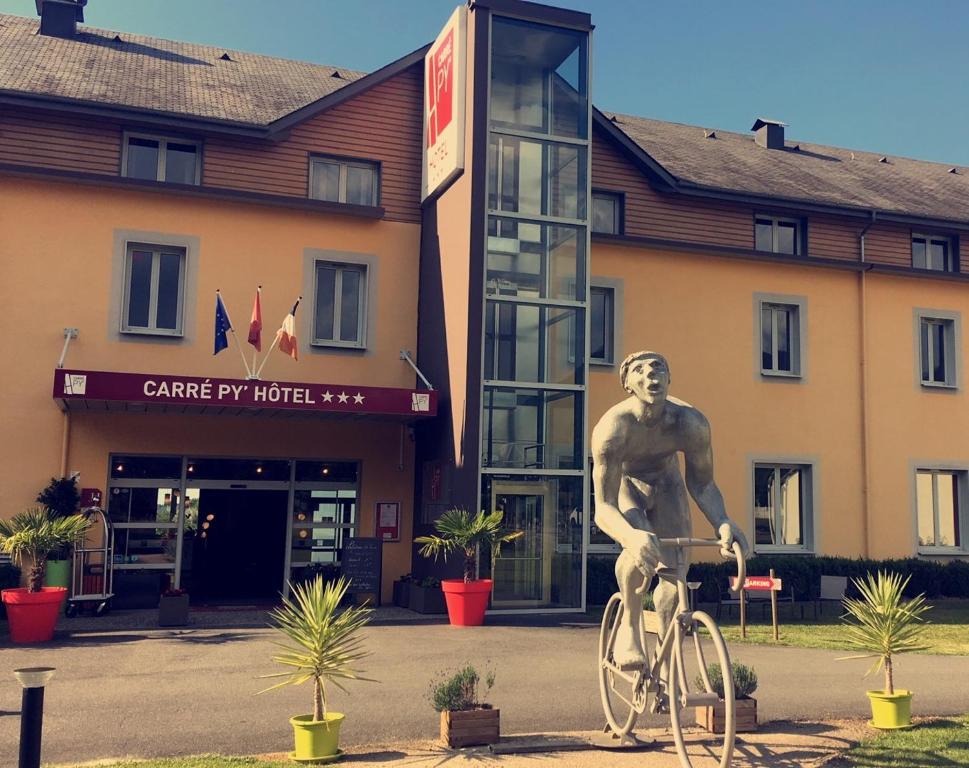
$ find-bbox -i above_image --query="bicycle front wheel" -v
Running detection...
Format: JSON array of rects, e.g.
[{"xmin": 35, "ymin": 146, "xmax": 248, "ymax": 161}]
[{"xmin": 668, "ymin": 610, "xmax": 735, "ymax": 768}]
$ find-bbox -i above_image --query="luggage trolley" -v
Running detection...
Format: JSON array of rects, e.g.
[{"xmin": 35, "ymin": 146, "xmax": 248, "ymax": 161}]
[{"xmin": 66, "ymin": 506, "xmax": 115, "ymax": 617}]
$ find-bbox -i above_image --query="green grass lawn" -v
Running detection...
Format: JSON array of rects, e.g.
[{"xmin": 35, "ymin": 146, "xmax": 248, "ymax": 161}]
[
  {"xmin": 831, "ymin": 714, "xmax": 969, "ymax": 767},
  {"xmin": 708, "ymin": 598, "xmax": 969, "ymax": 655}
]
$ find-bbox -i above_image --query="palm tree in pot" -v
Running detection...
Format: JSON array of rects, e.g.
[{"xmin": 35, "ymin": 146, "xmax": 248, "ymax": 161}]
[
  {"xmin": 838, "ymin": 570, "xmax": 930, "ymax": 729},
  {"xmin": 415, "ymin": 508, "xmax": 523, "ymax": 626},
  {"xmin": 261, "ymin": 575, "xmax": 375, "ymax": 762},
  {"xmin": 36, "ymin": 476, "xmax": 81, "ymax": 588},
  {"xmin": 0, "ymin": 508, "xmax": 90, "ymax": 642}
]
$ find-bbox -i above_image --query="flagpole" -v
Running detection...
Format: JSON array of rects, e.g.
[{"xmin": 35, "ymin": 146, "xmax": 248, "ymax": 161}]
[
  {"xmin": 250, "ymin": 286, "xmax": 262, "ymax": 379},
  {"xmin": 231, "ymin": 328, "xmax": 254, "ymax": 378}
]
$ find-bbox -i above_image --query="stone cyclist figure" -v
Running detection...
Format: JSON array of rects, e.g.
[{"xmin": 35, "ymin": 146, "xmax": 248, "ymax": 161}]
[{"xmin": 591, "ymin": 350, "xmax": 751, "ymax": 671}]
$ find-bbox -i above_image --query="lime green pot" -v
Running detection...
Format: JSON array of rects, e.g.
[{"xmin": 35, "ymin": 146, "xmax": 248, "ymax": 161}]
[
  {"xmin": 867, "ymin": 690, "xmax": 913, "ymax": 729},
  {"xmin": 44, "ymin": 559, "xmax": 71, "ymax": 589},
  {"xmin": 289, "ymin": 712, "xmax": 345, "ymax": 763}
]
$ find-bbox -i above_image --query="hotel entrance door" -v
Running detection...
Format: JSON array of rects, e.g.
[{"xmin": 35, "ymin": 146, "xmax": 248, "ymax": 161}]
[
  {"xmin": 188, "ymin": 489, "xmax": 289, "ymax": 604},
  {"xmin": 489, "ymin": 481, "xmax": 554, "ymax": 607}
]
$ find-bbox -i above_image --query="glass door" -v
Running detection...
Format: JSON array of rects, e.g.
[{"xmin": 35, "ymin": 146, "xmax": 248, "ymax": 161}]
[{"xmin": 489, "ymin": 480, "xmax": 554, "ymax": 607}]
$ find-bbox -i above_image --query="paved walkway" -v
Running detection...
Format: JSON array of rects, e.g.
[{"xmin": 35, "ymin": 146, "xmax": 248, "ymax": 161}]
[{"xmin": 1, "ymin": 610, "xmax": 967, "ymax": 765}]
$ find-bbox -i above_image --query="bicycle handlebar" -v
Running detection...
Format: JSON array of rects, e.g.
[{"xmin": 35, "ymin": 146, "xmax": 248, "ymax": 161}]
[{"xmin": 632, "ymin": 538, "xmax": 746, "ymax": 597}]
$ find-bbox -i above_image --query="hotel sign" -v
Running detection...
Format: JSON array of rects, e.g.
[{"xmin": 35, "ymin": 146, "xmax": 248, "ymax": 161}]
[
  {"xmin": 54, "ymin": 369, "xmax": 437, "ymax": 418},
  {"xmin": 422, "ymin": 5, "xmax": 467, "ymax": 202}
]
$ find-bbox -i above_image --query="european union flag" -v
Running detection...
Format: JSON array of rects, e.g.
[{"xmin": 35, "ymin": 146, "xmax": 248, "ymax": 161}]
[{"xmin": 214, "ymin": 292, "xmax": 232, "ymax": 355}]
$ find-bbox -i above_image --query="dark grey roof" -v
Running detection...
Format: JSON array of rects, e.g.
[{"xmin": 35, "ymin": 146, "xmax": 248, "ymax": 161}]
[
  {"xmin": 606, "ymin": 113, "xmax": 969, "ymax": 225},
  {"xmin": 0, "ymin": 14, "xmax": 365, "ymax": 125}
]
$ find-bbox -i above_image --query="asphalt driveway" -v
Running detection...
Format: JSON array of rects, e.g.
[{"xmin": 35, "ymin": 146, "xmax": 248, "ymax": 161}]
[{"xmin": 2, "ymin": 614, "xmax": 967, "ymax": 764}]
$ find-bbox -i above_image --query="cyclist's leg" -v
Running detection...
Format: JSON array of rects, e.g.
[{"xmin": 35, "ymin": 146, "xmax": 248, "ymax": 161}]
[{"xmin": 613, "ymin": 549, "xmax": 649, "ymax": 669}]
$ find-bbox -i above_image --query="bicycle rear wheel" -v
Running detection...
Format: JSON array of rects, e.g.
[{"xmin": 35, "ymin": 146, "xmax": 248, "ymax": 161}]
[
  {"xmin": 597, "ymin": 593, "xmax": 647, "ymax": 738},
  {"xmin": 668, "ymin": 610, "xmax": 735, "ymax": 768}
]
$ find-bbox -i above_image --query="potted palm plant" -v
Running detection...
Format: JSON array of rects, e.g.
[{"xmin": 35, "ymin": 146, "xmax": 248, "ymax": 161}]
[
  {"xmin": 414, "ymin": 508, "xmax": 523, "ymax": 627},
  {"xmin": 430, "ymin": 664, "xmax": 499, "ymax": 747},
  {"xmin": 0, "ymin": 507, "xmax": 90, "ymax": 643},
  {"xmin": 838, "ymin": 570, "xmax": 931, "ymax": 729},
  {"xmin": 261, "ymin": 575, "xmax": 375, "ymax": 763},
  {"xmin": 36, "ymin": 476, "xmax": 81, "ymax": 589}
]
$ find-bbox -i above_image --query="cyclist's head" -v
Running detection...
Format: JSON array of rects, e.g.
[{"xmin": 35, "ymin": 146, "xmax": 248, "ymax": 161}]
[{"xmin": 619, "ymin": 351, "xmax": 670, "ymax": 392}]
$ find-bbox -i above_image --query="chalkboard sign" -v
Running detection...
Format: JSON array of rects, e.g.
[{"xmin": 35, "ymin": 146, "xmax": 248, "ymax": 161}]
[{"xmin": 342, "ymin": 537, "xmax": 381, "ymax": 602}]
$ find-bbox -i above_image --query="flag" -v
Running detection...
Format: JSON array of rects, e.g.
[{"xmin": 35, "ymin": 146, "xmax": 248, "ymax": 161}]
[
  {"xmin": 214, "ymin": 291, "xmax": 232, "ymax": 355},
  {"xmin": 276, "ymin": 297, "xmax": 301, "ymax": 361},
  {"xmin": 247, "ymin": 286, "xmax": 262, "ymax": 351}
]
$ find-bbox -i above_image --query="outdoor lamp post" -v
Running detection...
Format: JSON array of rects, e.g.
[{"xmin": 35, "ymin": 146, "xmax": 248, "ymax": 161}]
[{"xmin": 14, "ymin": 667, "xmax": 55, "ymax": 768}]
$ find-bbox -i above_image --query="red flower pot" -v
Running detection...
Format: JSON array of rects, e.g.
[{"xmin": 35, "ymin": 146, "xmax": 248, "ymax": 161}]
[
  {"xmin": 441, "ymin": 579, "xmax": 493, "ymax": 626},
  {"xmin": 2, "ymin": 587, "xmax": 67, "ymax": 643}
]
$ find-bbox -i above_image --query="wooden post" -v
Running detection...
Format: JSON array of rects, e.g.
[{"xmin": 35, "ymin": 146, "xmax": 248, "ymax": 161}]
[
  {"xmin": 770, "ymin": 568, "xmax": 779, "ymax": 641},
  {"xmin": 739, "ymin": 586, "xmax": 747, "ymax": 639}
]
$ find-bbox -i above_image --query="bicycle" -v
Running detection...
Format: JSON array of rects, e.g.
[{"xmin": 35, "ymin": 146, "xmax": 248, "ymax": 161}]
[{"xmin": 598, "ymin": 538, "xmax": 746, "ymax": 768}]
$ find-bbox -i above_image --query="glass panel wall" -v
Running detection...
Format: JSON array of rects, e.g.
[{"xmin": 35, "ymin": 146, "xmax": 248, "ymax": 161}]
[{"xmin": 480, "ymin": 15, "xmax": 590, "ymax": 609}]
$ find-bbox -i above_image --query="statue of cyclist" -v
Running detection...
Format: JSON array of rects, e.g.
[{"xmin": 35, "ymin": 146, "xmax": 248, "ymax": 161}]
[{"xmin": 591, "ymin": 350, "xmax": 750, "ymax": 670}]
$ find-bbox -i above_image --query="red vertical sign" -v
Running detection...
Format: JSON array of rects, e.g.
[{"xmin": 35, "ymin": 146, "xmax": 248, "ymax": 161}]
[{"xmin": 427, "ymin": 29, "xmax": 454, "ymax": 149}]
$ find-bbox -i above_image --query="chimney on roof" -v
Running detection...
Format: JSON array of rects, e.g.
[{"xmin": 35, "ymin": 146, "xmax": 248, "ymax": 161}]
[
  {"xmin": 35, "ymin": 0, "xmax": 87, "ymax": 38},
  {"xmin": 751, "ymin": 117, "xmax": 786, "ymax": 150}
]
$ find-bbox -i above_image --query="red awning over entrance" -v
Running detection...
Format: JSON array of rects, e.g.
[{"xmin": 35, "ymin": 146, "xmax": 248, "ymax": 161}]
[{"xmin": 53, "ymin": 369, "xmax": 437, "ymax": 422}]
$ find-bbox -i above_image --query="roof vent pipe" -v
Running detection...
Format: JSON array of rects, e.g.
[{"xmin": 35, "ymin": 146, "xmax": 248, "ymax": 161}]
[
  {"xmin": 35, "ymin": 0, "xmax": 86, "ymax": 38},
  {"xmin": 751, "ymin": 117, "xmax": 786, "ymax": 150}
]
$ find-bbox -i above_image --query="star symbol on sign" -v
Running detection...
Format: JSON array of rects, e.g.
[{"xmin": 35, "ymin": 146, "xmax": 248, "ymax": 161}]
[
  {"xmin": 353, "ymin": 393, "xmax": 365, "ymax": 404},
  {"xmin": 322, "ymin": 391, "xmax": 333, "ymax": 403},
  {"xmin": 337, "ymin": 392, "xmax": 349, "ymax": 403}
]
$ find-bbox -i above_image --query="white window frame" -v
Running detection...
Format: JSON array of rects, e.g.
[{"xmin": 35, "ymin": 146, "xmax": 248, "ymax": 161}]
[
  {"xmin": 755, "ymin": 214, "xmax": 801, "ymax": 255},
  {"xmin": 912, "ymin": 233, "xmax": 956, "ymax": 273},
  {"xmin": 308, "ymin": 156, "xmax": 380, "ymax": 206},
  {"xmin": 751, "ymin": 461, "xmax": 815, "ymax": 554},
  {"xmin": 591, "ymin": 191, "xmax": 623, "ymax": 235},
  {"xmin": 754, "ymin": 293, "xmax": 806, "ymax": 380},
  {"xmin": 311, "ymin": 261, "xmax": 368, "ymax": 349},
  {"xmin": 122, "ymin": 132, "xmax": 201, "ymax": 184},
  {"xmin": 914, "ymin": 467, "xmax": 967, "ymax": 554},
  {"xmin": 120, "ymin": 243, "xmax": 187, "ymax": 336},
  {"xmin": 761, "ymin": 303, "xmax": 800, "ymax": 376},
  {"xmin": 915, "ymin": 309, "xmax": 960, "ymax": 390},
  {"xmin": 587, "ymin": 458, "xmax": 620, "ymax": 554}
]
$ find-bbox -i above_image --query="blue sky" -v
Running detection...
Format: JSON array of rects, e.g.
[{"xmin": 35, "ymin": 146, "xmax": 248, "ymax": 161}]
[{"xmin": 4, "ymin": 0, "xmax": 968, "ymax": 165}]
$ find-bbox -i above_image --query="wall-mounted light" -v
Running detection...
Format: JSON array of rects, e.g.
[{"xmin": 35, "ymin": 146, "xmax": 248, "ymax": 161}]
[
  {"xmin": 322, "ymin": 467, "xmax": 330, "ymax": 475},
  {"xmin": 256, "ymin": 466, "xmax": 263, "ymax": 474},
  {"xmin": 297, "ymin": 512, "xmax": 306, "ymax": 521},
  {"xmin": 200, "ymin": 532, "xmax": 207, "ymax": 539},
  {"xmin": 205, "ymin": 514, "xmax": 215, "ymax": 522},
  {"xmin": 187, "ymin": 465, "xmax": 195, "ymax": 473},
  {"xmin": 115, "ymin": 464, "xmax": 124, "ymax": 473},
  {"xmin": 298, "ymin": 529, "xmax": 309, "ymax": 539},
  {"xmin": 202, "ymin": 522, "xmax": 210, "ymax": 530}
]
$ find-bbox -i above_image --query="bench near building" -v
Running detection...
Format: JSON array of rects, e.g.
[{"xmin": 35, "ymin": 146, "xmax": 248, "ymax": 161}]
[{"xmin": 1, "ymin": 0, "xmax": 967, "ymax": 612}]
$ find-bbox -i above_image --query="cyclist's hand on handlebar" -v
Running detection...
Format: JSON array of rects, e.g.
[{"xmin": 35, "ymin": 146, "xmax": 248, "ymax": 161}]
[
  {"xmin": 625, "ymin": 528, "xmax": 662, "ymax": 576},
  {"xmin": 717, "ymin": 521, "xmax": 750, "ymax": 560}
]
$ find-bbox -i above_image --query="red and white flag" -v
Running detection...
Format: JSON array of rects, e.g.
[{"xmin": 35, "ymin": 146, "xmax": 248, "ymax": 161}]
[
  {"xmin": 276, "ymin": 297, "xmax": 300, "ymax": 361},
  {"xmin": 247, "ymin": 286, "xmax": 262, "ymax": 351}
]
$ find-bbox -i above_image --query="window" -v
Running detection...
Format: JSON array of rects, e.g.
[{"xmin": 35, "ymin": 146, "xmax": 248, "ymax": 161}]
[
  {"xmin": 916, "ymin": 469, "xmax": 965, "ymax": 551},
  {"xmin": 312, "ymin": 262, "xmax": 367, "ymax": 347},
  {"xmin": 592, "ymin": 191, "xmax": 622, "ymax": 234},
  {"xmin": 918, "ymin": 315, "xmax": 957, "ymax": 387},
  {"xmin": 588, "ymin": 459, "xmax": 620, "ymax": 553},
  {"xmin": 760, "ymin": 302, "xmax": 800, "ymax": 376},
  {"xmin": 121, "ymin": 244, "xmax": 186, "ymax": 335},
  {"xmin": 309, "ymin": 157, "xmax": 379, "ymax": 206},
  {"xmin": 753, "ymin": 463, "xmax": 812, "ymax": 551},
  {"xmin": 590, "ymin": 285, "xmax": 615, "ymax": 364},
  {"xmin": 912, "ymin": 234, "xmax": 956, "ymax": 272},
  {"xmin": 123, "ymin": 134, "xmax": 200, "ymax": 184},
  {"xmin": 755, "ymin": 215, "xmax": 801, "ymax": 255}
]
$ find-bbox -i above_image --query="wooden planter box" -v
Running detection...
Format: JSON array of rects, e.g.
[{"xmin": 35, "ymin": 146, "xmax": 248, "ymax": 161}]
[
  {"xmin": 440, "ymin": 707, "xmax": 500, "ymax": 747},
  {"xmin": 408, "ymin": 584, "xmax": 446, "ymax": 614},
  {"xmin": 695, "ymin": 696, "xmax": 757, "ymax": 733},
  {"xmin": 158, "ymin": 594, "xmax": 190, "ymax": 627}
]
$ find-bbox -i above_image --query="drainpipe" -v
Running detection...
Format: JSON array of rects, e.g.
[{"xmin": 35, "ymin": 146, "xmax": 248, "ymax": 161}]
[
  {"xmin": 858, "ymin": 211, "xmax": 876, "ymax": 557},
  {"xmin": 59, "ymin": 410, "xmax": 71, "ymax": 479}
]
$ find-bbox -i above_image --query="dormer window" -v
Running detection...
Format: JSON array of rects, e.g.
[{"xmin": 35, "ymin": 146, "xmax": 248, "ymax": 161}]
[
  {"xmin": 755, "ymin": 215, "xmax": 801, "ymax": 255},
  {"xmin": 122, "ymin": 133, "xmax": 200, "ymax": 185},
  {"xmin": 912, "ymin": 234, "xmax": 957, "ymax": 272}
]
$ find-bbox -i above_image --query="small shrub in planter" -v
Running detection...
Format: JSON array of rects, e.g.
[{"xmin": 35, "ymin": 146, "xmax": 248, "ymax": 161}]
[
  {"xmin": 430, "ymin": 664, "xmax": 499, "ymax": 747},
  {"xmin": 393, "ymin": 573, "xmax": 414, "ymax": 608},
  {"xmin": 694, "ymin": 662, "xmax": 759, "ymax": 733},
  {"xmin": 409, "ymin": 576, "xmax": 446, "ymax": 614},
  {"xmin": 158, "ymin": 587, "xmax": 190, "ymax": 627}
]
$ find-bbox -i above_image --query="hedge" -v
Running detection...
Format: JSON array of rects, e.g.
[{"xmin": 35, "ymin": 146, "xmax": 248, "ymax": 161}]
[{"xmin": 587, "ymin": 553, "xmax": 969, "ymax": 605}]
